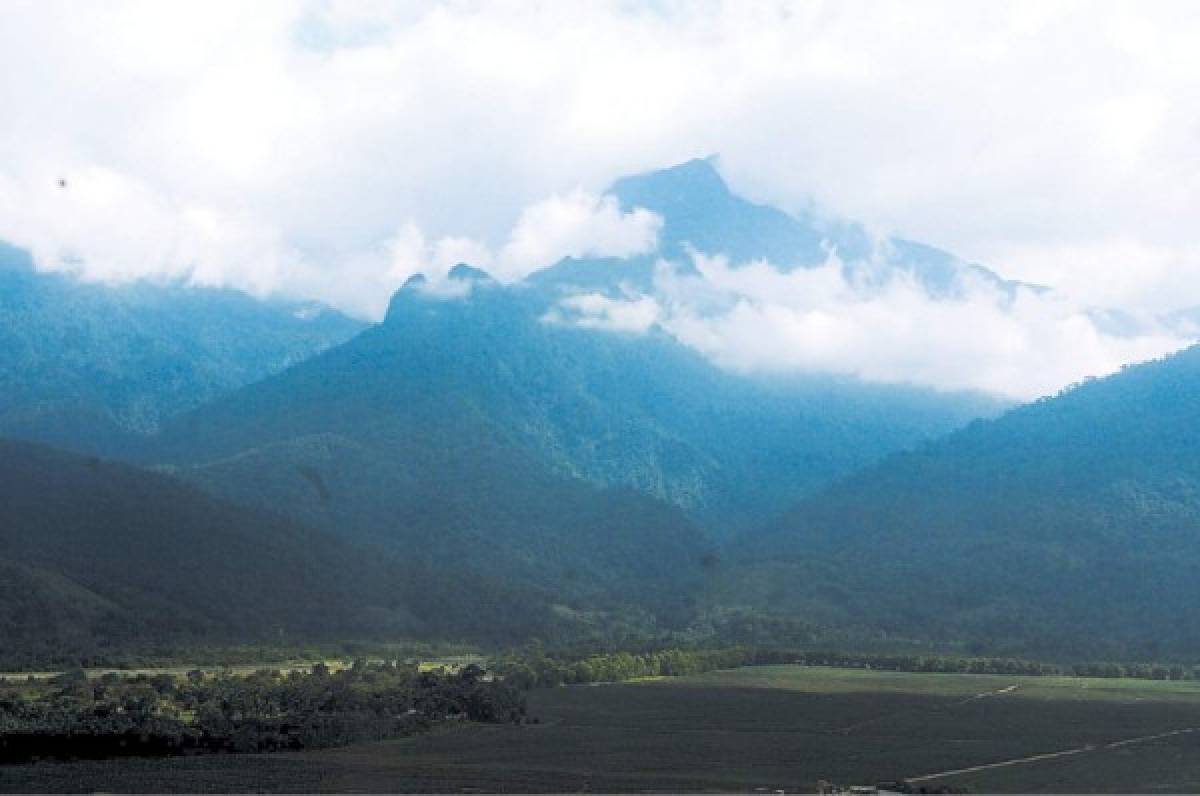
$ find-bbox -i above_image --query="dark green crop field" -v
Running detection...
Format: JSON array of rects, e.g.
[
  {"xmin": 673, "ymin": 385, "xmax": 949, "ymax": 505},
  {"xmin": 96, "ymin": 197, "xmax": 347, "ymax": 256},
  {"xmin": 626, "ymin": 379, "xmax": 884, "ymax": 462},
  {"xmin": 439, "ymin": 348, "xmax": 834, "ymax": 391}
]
[{"xmin": 4, "ymin": 665, "xmax": 1200, "ymax": 793}]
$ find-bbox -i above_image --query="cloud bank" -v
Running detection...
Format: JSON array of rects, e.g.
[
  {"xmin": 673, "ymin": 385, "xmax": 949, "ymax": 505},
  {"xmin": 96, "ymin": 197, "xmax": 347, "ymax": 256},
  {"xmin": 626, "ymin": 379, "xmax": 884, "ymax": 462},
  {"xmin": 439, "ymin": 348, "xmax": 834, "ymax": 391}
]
[{"xmin": 650, "ymin": 253, "xmax": 1186, "ymax": 400}]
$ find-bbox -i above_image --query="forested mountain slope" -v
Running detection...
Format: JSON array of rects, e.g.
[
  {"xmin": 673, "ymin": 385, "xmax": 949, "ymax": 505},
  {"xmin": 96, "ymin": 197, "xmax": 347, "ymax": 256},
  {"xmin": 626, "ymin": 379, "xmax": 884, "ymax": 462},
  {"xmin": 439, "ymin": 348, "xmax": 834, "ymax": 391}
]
[
  {"xmin": 0, "ymin": 438, "xmax": 562, "ymax": 665},
  {"xmin": 149, "ymin": 270, "xmax": 713, "ymax": 617},
  {"xmin": 736, "ymin": 345, "xmax": 1200, "ymax": 658},
  {"xmin": 0, "ymin": 241, "xmax": 363, "ymax": 453},
  {"xmin": 157, "ymin": 263, "xmax": 999, "ymax": 540}
]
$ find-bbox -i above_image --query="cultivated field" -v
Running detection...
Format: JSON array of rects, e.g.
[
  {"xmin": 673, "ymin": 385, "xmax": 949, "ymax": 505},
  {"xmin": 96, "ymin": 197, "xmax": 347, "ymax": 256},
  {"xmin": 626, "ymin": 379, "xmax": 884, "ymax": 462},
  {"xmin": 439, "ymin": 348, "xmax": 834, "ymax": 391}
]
[{"xmin": 4, "ymin": 665, "xmax": 1200, "ymax": 792}]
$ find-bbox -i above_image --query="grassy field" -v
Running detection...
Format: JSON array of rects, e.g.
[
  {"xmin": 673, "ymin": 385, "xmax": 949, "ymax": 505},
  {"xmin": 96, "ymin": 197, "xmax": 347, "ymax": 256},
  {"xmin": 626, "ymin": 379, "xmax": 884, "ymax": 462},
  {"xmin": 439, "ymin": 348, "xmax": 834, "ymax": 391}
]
[{"xmin": 3, "ymin": 665, "xmax": 1200, "ymax": 792}]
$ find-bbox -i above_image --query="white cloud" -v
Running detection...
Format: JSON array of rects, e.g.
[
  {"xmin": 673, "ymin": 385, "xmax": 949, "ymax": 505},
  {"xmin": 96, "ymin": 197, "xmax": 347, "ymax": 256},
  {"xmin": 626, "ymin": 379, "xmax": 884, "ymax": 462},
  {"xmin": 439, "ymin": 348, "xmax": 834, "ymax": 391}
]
[
  {"xmin": 648, "ymin": 253, "xmax": 1189, "ymax": 400},
  {"xmin": 0, "ymin": 165, "xmax": 292, "ymax": 296},
  {"xmin": 382, "ymin": 222, "xmax": 491, "ymax": 284},
  {"xmin": 545, "ymin": 292, "xmax": 661, "ymax": 334},
  {"xmin": 281, "ymin": 189, "xmax": 660, "ymax": 314},
  {"xmin": 496, "ymin": 190, "xmax": 661, "ymax": 281}
]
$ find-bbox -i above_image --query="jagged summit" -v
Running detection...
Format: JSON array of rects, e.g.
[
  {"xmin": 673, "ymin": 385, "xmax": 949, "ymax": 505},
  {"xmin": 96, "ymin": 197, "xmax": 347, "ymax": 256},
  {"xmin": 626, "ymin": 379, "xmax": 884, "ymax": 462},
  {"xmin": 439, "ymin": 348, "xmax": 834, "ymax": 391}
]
[
  {"xmin": 447, "ymin": 263, "xmax": 495, "ymax": 282},
  {"xmin": 385, "ymin": 263, "xmax": 503, "ymax": 325}
]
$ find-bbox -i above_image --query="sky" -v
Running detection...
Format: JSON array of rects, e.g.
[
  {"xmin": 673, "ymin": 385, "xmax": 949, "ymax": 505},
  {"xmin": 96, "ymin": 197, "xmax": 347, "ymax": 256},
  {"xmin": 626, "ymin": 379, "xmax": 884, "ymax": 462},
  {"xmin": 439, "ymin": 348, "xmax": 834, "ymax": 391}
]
[{"xmin": 2, "ymin": 0, "xmax": 1199, "ymax": 399}]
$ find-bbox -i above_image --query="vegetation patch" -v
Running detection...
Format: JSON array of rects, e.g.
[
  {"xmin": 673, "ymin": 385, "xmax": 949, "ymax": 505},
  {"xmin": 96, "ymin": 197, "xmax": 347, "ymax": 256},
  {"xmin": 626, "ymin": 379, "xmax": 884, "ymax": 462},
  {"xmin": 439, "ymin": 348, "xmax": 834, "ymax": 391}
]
[{"xmin": 0, "ymin": 660, "xmax": 524, "ymax": 764}]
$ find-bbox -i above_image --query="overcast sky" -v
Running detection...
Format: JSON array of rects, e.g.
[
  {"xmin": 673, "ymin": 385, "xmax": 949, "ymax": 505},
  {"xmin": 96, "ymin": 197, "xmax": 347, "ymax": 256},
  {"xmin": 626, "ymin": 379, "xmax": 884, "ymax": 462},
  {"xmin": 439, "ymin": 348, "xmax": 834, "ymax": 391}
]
[{"xmin": 3, "ymin": 0, "xmax": 1199, "ymax": 398}]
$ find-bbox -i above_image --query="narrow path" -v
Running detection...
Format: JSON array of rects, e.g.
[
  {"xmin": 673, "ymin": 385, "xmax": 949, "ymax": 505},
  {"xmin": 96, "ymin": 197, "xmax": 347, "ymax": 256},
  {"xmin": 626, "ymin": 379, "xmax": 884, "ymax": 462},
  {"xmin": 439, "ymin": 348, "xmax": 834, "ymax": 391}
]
[
  {"xmin": 907, "ymin": 726, "xmax": 1199, "ymax": 783},
  {"xmin": 837, "ymin": 684, "xmax": 1019, "ymax": 735},
  {"xmin": 954, "ymin": 683, "xmax": 1018, "ymax": 705}
]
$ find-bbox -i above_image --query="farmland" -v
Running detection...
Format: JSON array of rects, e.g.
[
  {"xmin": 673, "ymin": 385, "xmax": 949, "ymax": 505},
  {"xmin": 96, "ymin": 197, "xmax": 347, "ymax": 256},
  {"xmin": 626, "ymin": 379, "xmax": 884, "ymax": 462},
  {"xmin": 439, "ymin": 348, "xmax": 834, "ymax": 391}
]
[{"xmin": 4, "ymin": 665, "xmax": 1200, "ymax": 792}]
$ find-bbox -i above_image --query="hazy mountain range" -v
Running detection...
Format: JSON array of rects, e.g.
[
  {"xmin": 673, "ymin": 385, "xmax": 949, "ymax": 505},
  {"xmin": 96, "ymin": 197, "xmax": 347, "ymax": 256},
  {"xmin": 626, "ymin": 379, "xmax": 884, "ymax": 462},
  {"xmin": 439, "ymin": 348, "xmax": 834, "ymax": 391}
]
[{"xmin": 2, "ymin": 159, "xmax": 1198, "ymax": 660}]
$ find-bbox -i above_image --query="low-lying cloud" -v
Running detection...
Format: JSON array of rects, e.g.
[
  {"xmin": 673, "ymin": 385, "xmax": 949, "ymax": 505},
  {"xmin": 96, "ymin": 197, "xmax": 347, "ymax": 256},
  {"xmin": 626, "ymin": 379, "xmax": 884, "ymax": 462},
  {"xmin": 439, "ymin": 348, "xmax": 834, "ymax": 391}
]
[
  {"xmin": 545, "ymin": 291, "xmax": 661, "ymax": 334},
  {"xmin": 554, "ymin": 251, "xmax": 1191, "ymax": 400},
  {"xmin": 375, "ymin": 190, "xmax": 661, "ymax": 310},
  {"xmin": 496, "ymin": 191, "xmax": 662, "ymax": 282}
]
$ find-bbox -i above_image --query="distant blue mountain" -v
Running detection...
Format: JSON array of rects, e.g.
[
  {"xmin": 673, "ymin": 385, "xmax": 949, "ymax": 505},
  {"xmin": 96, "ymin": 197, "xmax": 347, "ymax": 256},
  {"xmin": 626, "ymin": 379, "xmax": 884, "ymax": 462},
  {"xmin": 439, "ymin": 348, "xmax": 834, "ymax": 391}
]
[
  {"xmin": 0, "ymin": 241, "xmax": 365, "ymax": 453},
  {"xmin": 530, "ymin": 158, "xmax": 1036, "ymax": 304},
  {"xmin": 610, "ymin": 156, "xmax": 842, "ymax": 267}
]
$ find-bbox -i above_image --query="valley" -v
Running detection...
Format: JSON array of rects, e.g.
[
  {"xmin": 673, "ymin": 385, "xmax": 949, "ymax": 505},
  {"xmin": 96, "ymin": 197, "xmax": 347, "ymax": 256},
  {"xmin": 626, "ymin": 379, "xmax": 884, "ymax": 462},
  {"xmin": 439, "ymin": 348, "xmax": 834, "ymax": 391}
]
[{"xmin": 7, "ymin": 5, "xmax": 1199, "ymax": 791}]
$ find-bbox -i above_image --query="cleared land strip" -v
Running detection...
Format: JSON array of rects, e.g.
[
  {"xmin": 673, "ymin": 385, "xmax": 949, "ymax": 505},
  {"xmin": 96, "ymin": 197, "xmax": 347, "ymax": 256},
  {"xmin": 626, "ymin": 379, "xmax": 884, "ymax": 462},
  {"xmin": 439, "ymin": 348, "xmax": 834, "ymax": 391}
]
[
  {"xmin": 838, "ymin": 683, "xmax": 1020, "ymax": 735},
  {"xmin": 907, "ymin": 726, "xmax": 1199, "ymax": 783}
]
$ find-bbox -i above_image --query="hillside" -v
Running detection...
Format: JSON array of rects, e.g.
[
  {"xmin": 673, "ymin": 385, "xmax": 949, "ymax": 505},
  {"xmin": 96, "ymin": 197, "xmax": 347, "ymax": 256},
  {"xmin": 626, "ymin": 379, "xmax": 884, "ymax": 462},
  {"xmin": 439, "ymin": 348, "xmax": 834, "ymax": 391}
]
[
  {"xmin": 147, "ymin": 273, "xmax": 712, "ymax": 616},
  {"xmin": 143, "ymin": 256, "xmax": 1004, "ymax": 620},
  {"xmin": 0, "ymin": 438, "xmax": 565, "ymax": 666},
  {"xmin": 736, "ymin": 345, "xmax": 1200, "ymax": 658},
  {"xmin": 0, "ymin": 241, "xmax": 364, "ymax": 454}
]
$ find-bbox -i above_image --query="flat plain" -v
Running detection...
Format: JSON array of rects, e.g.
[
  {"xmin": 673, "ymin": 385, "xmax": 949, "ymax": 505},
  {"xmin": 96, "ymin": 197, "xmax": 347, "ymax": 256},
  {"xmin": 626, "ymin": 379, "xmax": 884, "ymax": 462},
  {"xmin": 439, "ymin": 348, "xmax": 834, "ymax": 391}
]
[{"xmin": 4, "ymin": 665, "xmax": 1200, "ymax": 793}]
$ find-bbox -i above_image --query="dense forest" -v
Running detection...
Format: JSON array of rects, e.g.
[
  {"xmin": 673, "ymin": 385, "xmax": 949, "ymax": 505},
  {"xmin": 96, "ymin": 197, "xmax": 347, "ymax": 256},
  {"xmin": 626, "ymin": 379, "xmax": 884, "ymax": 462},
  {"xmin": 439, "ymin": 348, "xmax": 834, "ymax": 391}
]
[
  {"xmin": 0, "ymin": 438, "xmax": 580, "ymax": 663},
  {"xmin": 0, "ymin": 241, "xmax": 362, "ymax": 453},
  {"xmin": 736, "ymin": 344, "xmax": 1200, "ymax": 659},
  {"xmin": 0, "ymin": 661, "xmax": 523, "ymax": 763},
  {"xmin": 493, "ymin": 645, "xmax": 1200, "ymax": 689}
]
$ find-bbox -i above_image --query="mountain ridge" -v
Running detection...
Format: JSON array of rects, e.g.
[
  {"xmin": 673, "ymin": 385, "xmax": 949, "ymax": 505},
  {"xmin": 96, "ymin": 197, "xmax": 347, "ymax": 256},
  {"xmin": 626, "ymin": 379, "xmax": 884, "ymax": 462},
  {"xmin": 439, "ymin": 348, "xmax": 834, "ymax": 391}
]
[
  {"xmin": 0, "ymin": 241, "xmax": 365, "ymax": 455},
  {"xmin": 733, "ymin": 343, "xmax": 1200, "ymax": 657}
]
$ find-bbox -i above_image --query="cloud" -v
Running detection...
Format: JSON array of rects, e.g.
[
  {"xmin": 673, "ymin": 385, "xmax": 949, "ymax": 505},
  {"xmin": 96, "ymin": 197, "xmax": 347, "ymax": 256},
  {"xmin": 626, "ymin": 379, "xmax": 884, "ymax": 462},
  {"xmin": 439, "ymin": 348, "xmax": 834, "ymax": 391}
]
[
  {"xmin": 644, "ymin": 253, "xmax": 1189, "ymax": 400},
  {"xmin": 0, "ymin": 165, "xmax": 293, "ymax": 296},
  {"xmin": 496, "ymin": 190, "xmax": 661, "ymax": 281},
  {"xmin": 4, "ymin": 1, "xmax": 1199, "ymax": 310},
  {"xmin": 341, "ymin": 191, "xmax": 661, "ymax": 314},
  {"xmin": 544, "ymin": 291, "xmax": 661, "ymax": 334}
]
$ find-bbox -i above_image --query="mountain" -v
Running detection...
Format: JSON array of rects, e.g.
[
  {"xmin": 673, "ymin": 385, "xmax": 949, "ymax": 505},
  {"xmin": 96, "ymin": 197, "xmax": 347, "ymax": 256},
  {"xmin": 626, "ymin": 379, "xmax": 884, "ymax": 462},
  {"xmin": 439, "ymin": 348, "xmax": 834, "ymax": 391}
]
[
  {"xmin": 534, "ymin": 157, "xmax": 1034, "ymax": 300},
  {"xmin": 149, "ymin": 258, "xmax": 999, "ymax": 560},
  {"xmin": 146, "ymin": 273, "xmax": 712, "ymax": 617},
  {"xmin": 0, "ymin": 436, "xmax": 582, "ymax": 666},
  {"xmin": 506, "ymin": 160, "xmax": 1017, "ymax": 532},
  {"xmin": 124, "ymin": 160, "xmax": 1010, "ymax": 630},
  {"xmin": 0, "ymin": 158, "xmax": 1017, "ymax": 653},
  {"xmin": 0, "ymin": 438, "xmax": 403, "ymax": 662},
  {"xmin": 0, "ymin": 240, "xmax": 364, "ymax": 454},
  {"xmin": 736, "ymin": 345, "xmax": 1200, "ymax": 659},
  {"xmin": 609, "ymin": 156, "xmax": 844, "ymax": 268}
]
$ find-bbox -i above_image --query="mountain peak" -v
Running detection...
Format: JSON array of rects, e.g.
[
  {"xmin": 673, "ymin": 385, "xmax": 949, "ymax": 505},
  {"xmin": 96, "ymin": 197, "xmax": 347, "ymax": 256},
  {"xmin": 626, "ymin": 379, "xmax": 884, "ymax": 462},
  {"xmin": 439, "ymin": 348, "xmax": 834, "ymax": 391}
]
[
  {"xmin": 610, "ymin": 156, "xmax": 729, "ymax": 208},
  {"xmin": 607, "ymin": 156, "xmax": 830, "ymax": 267},
  {"xmin": 448, "ymin": 263, "xmax": 495, "ymax": 282}
]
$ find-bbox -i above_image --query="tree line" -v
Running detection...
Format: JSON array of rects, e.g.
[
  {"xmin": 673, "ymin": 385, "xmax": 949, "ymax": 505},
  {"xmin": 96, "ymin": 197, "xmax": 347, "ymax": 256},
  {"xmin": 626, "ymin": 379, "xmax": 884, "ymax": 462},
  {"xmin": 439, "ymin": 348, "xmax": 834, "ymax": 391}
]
[
  {"xmin": 493, "ymin": 645, "xmax": 1200, "ymax": 689},
  {"xmin": 0, "ymin": 660, "xmax": 524, "ymax": 763}
]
